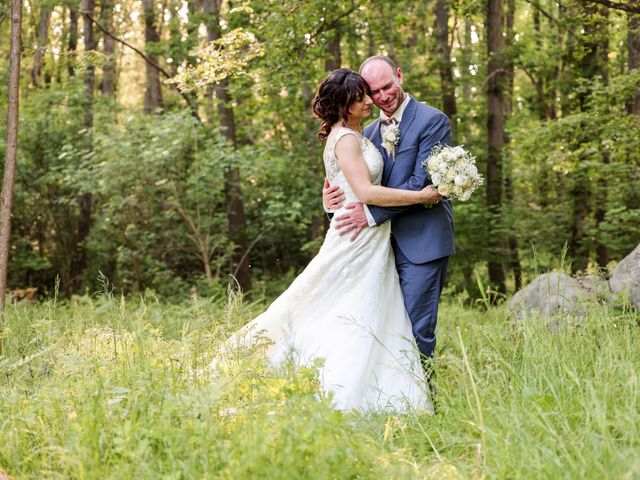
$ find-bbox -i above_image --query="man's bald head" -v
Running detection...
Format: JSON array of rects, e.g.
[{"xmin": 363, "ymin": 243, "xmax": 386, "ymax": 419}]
[
  {"xmin": 358, "ymin": 56, "xmax": 405, "ymax": 116},
  {"xmin": 359, "ymin": 55, "xmax": 399, "ymax": 76}
]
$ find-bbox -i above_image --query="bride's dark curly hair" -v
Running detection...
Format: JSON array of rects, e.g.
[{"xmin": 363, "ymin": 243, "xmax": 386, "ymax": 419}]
[{"xmin": 312, "ymin": 68, "xmax": 370, "ymax": 141}]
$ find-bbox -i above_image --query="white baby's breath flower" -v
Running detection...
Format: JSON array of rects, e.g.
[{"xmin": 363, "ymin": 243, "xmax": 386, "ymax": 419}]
[{"xmin": 432, "ymin": 173, "xmax": 444, "ymax": 185}]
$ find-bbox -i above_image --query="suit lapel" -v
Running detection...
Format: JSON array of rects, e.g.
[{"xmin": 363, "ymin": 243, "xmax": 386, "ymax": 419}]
[
  {"xmin": 399, "ymin": 98, "xmax": 418, "ymax": 141},
  {"xmin": 384, "ymin": 98, "xmax": 418, "ymax": 183},
  {"xmin": 368, "ymin": 118, "xmax": 382, "ymax": 147}
]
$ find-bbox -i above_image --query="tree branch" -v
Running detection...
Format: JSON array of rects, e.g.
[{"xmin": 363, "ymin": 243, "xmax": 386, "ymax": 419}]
[
  {"xmin": 586, "ymin": 0, "xmax": 640, "ymax": 14},
  {"xmin": 520, "ymin": 66, "xmax": 554, "ymax": 118},
  {"xmin": 80, "ymin": 10, "xmax": 202, "ymax": 123},
  {"xmin": 233, "ymin": 226, "xmax": 271, "ymax": 279},
  {"xmin": 450, "ymin": 10, "xmax": 459, "ymax": 53},
  {"xmin": 310, "ymin": 2, "xmax": 358, "ymax": 40},
  {"xmin": 522, "ymin": 0, "xmax": 556, "ymax": 22},
  {"xmin": 483, "ymin": 67, "xmax": 508, "ymax": 87}
]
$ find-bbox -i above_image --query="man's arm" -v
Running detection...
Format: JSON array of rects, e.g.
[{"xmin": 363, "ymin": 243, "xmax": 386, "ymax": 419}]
[{"xmin": 367, "ymin": 112, "xmax": 452, "ymax": 225}]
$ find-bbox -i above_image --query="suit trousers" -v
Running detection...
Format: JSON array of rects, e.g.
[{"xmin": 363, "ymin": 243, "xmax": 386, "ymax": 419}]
[{"xmin": 392, "ymin": 237, "xmax": 449, "ymax": 359}]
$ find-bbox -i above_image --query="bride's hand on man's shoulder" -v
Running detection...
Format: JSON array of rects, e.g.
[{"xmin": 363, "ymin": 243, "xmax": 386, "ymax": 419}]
[{"xmin": 420, "ymin": 184, "xmax": 442, "ymax": 205}]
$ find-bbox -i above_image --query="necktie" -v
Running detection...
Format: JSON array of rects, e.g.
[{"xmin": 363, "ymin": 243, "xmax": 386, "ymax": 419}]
[{"xmin": 380, "ymin": 117, "xmax": 398, "ymax": 126}]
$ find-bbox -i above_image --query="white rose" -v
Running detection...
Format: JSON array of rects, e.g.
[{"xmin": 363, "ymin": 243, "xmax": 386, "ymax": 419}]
[
  {"xmin": 446, "ymin": 169, "xmax": 456, "ymax": 181},
  {"xmin": 453, "ymin": 185, "xmax": 463, "ymax": 197},
  {"xmin": 454, "ymin": 175, "xmax": 467, "ymax": 186},
  {"xmin": 453, "ymin": 146, "xmax": 465, "ymax": 157},
  {"xmin": 438, "ymin": 185, "xmax": 450, "ymax": 196},
  {"xmin": 382, "ymin": 125, "xmax": 400, "ymax": 144},
  {"xmin": 466, "ymin": 164, "xmax": 478, "ymax": 177}
]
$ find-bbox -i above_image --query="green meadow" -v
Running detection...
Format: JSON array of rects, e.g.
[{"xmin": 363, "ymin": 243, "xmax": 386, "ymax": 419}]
[{"xmin": 1, "ymin": 292, "xmax": 638, "ymax": 479}]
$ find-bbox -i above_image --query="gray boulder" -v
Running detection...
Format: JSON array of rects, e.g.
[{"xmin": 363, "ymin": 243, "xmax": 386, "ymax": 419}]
[
  {"xmin": 575, "ymin": 274, "xmax": 612, "ymax": 301},
  {"xmin": 609, "ymin": 243, "xmax": 640, "ymax": 308},
  {"xmin": 507, "ymin": 271, "xmax": 588, "ymax": 319}
]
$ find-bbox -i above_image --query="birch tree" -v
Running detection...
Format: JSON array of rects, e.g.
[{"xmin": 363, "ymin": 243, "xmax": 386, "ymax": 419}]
[{"xmin": 0, "ymin": 0, "xmax": 23, "ymax": 342}]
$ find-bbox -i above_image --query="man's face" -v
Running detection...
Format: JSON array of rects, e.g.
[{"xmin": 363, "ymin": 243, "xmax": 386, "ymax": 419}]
[{"xmin": 360, "ymin": 61, "xmax": 405, "ymax": 116}]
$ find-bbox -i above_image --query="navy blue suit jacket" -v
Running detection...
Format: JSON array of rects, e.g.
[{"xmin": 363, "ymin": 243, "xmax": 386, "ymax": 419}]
[{"xmin": 364, "ymin": 98, "xmax": 455, "ymax": 264}]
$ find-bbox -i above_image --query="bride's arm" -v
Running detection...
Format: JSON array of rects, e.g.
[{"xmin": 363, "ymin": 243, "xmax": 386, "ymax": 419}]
[{"xmin": 335, "ymin": 135, "xmax": 439, "ymax": 207}]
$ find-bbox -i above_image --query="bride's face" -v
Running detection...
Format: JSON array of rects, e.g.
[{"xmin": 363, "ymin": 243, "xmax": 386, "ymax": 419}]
[{"xmin": 348, "ymin": 93, "xmax": 373, "ymax": 122}]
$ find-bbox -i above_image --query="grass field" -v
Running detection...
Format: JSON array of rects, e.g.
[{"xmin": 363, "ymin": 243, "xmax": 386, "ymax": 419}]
[{"xmin": 1, "ymin": 291, "xmax": 639, "ymax": 479}]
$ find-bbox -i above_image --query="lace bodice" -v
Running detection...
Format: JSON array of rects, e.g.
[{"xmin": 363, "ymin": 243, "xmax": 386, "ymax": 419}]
[{"xmin": 323, "ymin": 127, "xmax": 384, "ymax": 205}]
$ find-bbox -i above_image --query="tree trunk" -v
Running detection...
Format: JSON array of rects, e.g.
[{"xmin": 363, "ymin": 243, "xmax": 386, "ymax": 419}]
[
  {"xmin": 31, "ymin": 5, "xmax": 51, "ymax": 87},
  {"xmin": 100, "ymin": 0, "xmax": 116, "ymax": 96},
  {"xmin": 628, "ymin": 3, "xmax": 640, "ymax": 114},
  {"xmin": 504, "ymin": 0, "xmax": 515, "ymax": 118},
  {"xmin": 530, "ymin": 3, "xmax": 558, "ymax": 208},
  {"xmin": 594, "ymin": 8, "xmax": 610, "ymax": 269},
  {"xmin": 549, "ymin": 1, "xmax": 560, "ymax": 121},
  {"xmin": 203, "ymin": 0, "xmax": 251, "ymax": 294},
  {"xmin": 0, "ymin": 0, "xmax": 23, "ymax": 343},
  {"xmin": 367, "ymin": 29, "xmax": 376, "ymax": 57},
  {"xmin": 68, "ymin": 7, "xmax": 79, "ymax": 77},
  {"xmin": 595, "ymin": 151, "xmax": 611, "ymax": 269},
  {"xmin": 528, "ymin": 3, "xmax": 558, "ymax": 121},
  {"xmin": 570, "ymin": 3, "xmax": 608, "ymax": 273},
  {"xmin": 141, "ymin": 0, "xmax": 163, "ymax": 113},
  {"xmin": 325, "ymin": 27, "xmax": 341, "ymax": 71},
  {"xmin": 69, "ymin": 0, "xmax": 97, "ymax": 290},
  {"xmin": 82, "ymin": 0, "xmax": 96, "ymax": 128},
  {"xmin": 559, "ymin": 1, "xmax": 572, "ymax": 118},
  {"xmin": 503, "ymin": 0, "xmax": 522, "ymax": 291},
  {"xmin": 435, "ymin": 0, "xmax": 457, "ymax": 140},
  {"xmin": 462, "ymin": 17, "xmax": 472, "ymax": 103},
  {"xmin": 486, "ymin": 0, "xmax": 507, "ymax": 295}
]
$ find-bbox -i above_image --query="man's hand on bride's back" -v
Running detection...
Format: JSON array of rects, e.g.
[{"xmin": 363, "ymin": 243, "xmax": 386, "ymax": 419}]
[
  {"xmin": 335, "ymin": 203, "xmax": 368, "ymax": 241},
  {"xmin": 323, "ymin": 178, "xmax": 345, "ymax": 212}
]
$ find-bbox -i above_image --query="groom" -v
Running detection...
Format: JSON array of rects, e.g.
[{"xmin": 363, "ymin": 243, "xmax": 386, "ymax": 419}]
[{"xmin": 323, "ymin": 56, "xmax": 455, "ymax": 362}]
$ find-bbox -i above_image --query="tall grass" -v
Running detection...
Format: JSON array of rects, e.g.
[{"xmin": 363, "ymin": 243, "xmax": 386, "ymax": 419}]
[{"xmin": 1, "ymin": 292, "xmax": 638, "ymax": 479}]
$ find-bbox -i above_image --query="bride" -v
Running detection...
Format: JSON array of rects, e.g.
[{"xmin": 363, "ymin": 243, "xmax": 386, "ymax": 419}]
[{"xmin": 214, "ymin": 68, "xmax": 441, "ymax": 411}]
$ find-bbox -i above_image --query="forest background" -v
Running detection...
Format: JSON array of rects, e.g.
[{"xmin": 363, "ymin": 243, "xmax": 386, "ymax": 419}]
[{"xmin": 1, "ymin": 0, "xmax": 639, "ymax": 303}]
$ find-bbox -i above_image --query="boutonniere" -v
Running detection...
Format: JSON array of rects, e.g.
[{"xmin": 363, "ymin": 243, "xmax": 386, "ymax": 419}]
[{"xmin": 381, "ymin": 124, "xmax": 400, "ymax": 160}]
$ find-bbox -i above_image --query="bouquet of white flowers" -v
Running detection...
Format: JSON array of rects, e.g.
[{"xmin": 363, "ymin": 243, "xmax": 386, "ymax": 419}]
[{"xmin": 421, "ymin": 145, "xmax": 483, "ymax": 202}]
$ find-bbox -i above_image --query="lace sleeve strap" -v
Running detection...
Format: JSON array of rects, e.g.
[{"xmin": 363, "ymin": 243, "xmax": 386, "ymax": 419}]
[
  {"xmin": 325, "ymin": 127, "xmax": 361, "ymax": 181},
  {"xmin": 327, "ymin": 127, "xmax": 360, "ymax": 154}
]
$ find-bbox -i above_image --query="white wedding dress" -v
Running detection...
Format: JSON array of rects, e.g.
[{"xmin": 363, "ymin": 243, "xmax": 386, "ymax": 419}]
[{"xmin": 216, "ymin": 127, "xmax": 430, "ymax": 412}]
